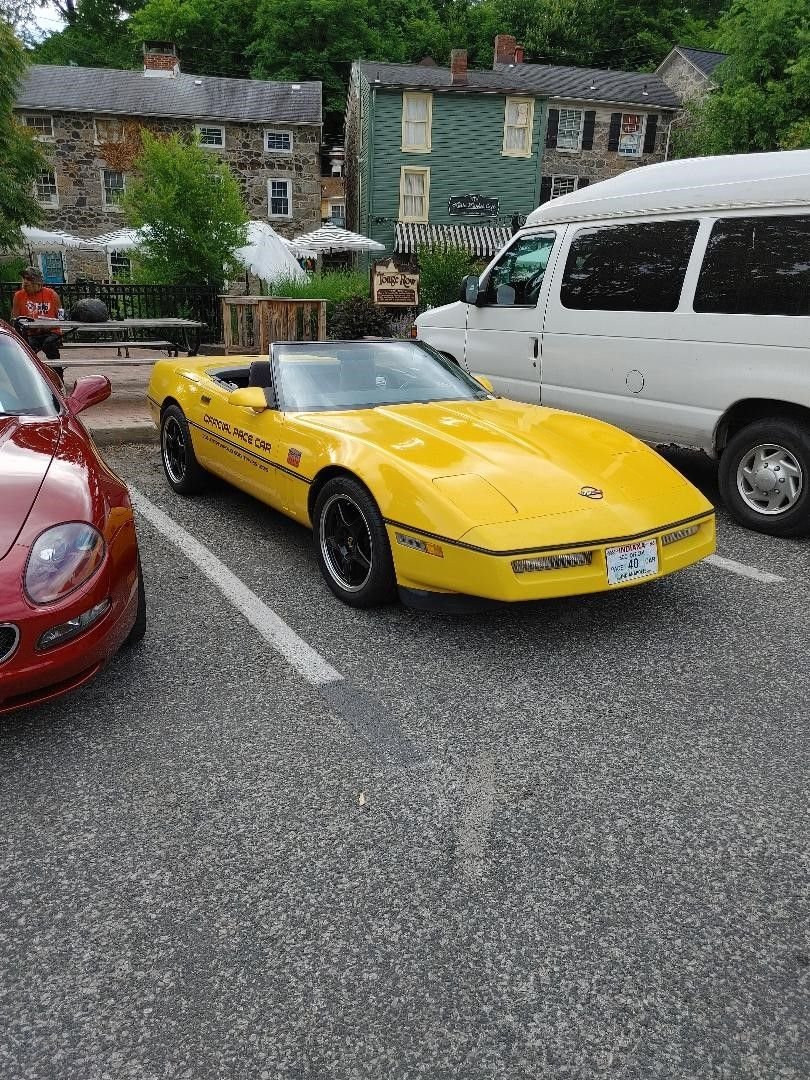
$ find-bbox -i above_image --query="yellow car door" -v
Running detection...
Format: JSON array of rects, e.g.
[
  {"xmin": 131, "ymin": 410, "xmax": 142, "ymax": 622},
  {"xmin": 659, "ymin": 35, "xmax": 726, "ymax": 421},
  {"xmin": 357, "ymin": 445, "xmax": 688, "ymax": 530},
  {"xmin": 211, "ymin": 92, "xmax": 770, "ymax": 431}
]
[{"xmin": 189, "ymin": 369, "xmax": 286, "ymax": 509}]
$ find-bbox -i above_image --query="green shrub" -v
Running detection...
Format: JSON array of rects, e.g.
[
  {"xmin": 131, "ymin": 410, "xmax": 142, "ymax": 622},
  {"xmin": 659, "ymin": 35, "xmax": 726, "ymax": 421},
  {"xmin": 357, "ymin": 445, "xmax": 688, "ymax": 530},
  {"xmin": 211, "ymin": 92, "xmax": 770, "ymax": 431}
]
[
  {"xmin": 267, "ymin": 269, "xmax": 369, "ymax": 308},
  {"xmin": 418, "ymin": 246, "xmax": 484, "ymax": 310},
  {"xmin": 0, "ymin": 257, "xmax": 25, "ymax": 283},
  {"xmin": 328, "ymin": 297, "xmax": 391, "ymax": 339}
]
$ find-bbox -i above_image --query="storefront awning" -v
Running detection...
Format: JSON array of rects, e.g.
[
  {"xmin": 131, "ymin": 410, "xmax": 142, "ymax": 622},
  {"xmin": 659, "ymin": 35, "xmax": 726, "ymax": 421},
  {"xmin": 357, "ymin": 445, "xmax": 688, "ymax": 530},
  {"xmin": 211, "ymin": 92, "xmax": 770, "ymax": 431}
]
[{"xmin": 395, "ymin": 222, "xmax": 512, "ymax": 259}]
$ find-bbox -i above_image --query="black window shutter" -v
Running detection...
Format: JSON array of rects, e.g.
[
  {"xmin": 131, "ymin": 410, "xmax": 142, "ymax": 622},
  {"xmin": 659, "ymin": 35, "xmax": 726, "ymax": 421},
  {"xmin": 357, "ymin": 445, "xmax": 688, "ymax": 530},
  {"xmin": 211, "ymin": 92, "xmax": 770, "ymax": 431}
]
[
  {"xmin": 577, "ymin": 178, "xmax": 590, "ymax": 188},
  {"xmin": 545, "ymin": 109, "xmax": 559, "ymax": 148},
  {"xmin": 539, "ymin": 176, "xmax": 552, "ymax": 204},
  {"xmin": 581, "ymin": 111, "xmax": 596, "ymax": 150},
  {"xmin": 607, "ymin": 112, "xmax": 621, "ymax": 152},
  {"xmin": 643, "ymin": 114, "xmax": 659, "ymax": 154}
]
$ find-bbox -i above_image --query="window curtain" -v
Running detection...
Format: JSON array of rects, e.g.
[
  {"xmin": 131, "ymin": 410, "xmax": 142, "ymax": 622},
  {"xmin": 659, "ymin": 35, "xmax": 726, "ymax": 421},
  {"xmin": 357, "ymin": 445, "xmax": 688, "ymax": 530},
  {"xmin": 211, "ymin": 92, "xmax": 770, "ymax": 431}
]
[
  {"xmin": 404, "ymin": 97, "xmax": 428, "ymax": 147},
  {"xmin": 403, "ymin": 171, "xmax": 424, "ymax": 217},
  {"xmin": 505, "ymin": 101, "xmax": 529, "ymax": 152}
]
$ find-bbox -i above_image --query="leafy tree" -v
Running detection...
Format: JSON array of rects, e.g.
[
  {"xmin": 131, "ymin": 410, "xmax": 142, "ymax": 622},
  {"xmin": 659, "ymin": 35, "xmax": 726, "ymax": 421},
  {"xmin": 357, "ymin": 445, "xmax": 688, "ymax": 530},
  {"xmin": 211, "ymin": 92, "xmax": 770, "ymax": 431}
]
[
  {"xmin": 675, "ymin": 0, "xmax": 810, "ymax": 155},
  {"xmin": 418, "ymin": 246, "xmax": 482, "ymax": 309},
  {"xmin": 123, "ymin": 131, "xmax": 248, "ymax": 286},
  {"xmin": 131, "ymin": 0, "xmax": 255, "ymax": 78},
  {"xmin": 0, "ymin": 17, "xmax": 48, "ymax": 250},
  {"xmin": 249, "ymin": 0, "xmax": 381, "ymax": 126},
  {"xmin": 32, "ymin": 0, "xmax": 141, "ymax": 69}
]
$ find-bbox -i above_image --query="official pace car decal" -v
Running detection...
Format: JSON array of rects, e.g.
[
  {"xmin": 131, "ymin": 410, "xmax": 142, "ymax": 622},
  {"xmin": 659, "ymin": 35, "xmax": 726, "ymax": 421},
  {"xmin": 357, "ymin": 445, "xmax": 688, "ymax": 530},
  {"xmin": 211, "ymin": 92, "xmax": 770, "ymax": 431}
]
[
  {"xmin": 196, "ymin": 412, "xmax": 273, "ymax": 473},
  {"xmin": 286, "ymin": 447, "xmax": 302, "ymax": 468}
]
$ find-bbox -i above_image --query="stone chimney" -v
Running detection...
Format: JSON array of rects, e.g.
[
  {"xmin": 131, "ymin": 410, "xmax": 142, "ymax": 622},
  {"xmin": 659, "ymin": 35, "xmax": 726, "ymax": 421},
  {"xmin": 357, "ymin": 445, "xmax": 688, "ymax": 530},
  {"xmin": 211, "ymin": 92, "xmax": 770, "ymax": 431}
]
[
  {"xmin": 142, "ymin": 41, "xmax": 179, "ymax": 79},
  {"xmin": 494, "ymin": 33, "xmax": 518, "ymax": 66},
  {"xmin": 450, "ymin": 49, "xmax": 468, "ymax": 84}
]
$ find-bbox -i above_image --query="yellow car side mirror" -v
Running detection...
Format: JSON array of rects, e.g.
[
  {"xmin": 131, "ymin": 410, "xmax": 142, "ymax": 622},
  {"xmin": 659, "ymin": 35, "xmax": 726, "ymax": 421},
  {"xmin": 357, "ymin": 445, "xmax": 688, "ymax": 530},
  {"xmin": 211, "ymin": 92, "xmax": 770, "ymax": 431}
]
[
  {"xmin": 472, "ymin": 374, "xmax": 495, "ymax": 394},
  {"xmin": 228, "ymin": 386, "xmax": 269, "ymax": 411}
]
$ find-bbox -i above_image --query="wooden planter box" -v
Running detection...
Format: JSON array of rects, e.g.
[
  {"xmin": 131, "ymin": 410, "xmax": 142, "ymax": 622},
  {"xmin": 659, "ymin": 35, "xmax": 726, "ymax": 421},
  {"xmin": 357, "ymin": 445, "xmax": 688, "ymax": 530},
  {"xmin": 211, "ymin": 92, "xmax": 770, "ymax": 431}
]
[{"xmin": 220, "ymin": 296, "xmax": 327, "ymax": 354}]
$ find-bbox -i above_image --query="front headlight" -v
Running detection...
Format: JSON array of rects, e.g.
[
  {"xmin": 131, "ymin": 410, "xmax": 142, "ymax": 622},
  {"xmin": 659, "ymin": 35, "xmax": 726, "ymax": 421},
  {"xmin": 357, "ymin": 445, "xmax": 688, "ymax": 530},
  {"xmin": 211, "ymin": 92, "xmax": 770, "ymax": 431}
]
[{"xmin": 24, "ymin": 523, "xmax": 105, "ymax": 605}]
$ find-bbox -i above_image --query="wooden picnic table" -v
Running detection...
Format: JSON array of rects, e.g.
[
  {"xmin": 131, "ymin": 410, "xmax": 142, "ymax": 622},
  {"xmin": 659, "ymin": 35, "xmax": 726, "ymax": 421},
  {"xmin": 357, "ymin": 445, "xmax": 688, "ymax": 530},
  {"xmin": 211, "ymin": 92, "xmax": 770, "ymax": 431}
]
[{"xmin": 18, "ymin": 316, "xmax": 205, "ymax": 356}]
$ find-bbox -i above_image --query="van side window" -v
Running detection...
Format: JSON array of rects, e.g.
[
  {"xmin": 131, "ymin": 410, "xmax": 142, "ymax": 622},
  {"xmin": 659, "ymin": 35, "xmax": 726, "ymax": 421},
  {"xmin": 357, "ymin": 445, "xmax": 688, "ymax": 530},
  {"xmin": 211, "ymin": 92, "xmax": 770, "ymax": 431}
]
[
  {"xmin": 694, "ymin": 216, "xmax": 810, "ymax": 316},
  {"xmin": 560, "ymin": 220, "xmax": 699, "ymax": 311},
  {"xmin": 481, "ymin": 233, "xmax": 556, "ymax": 307}
]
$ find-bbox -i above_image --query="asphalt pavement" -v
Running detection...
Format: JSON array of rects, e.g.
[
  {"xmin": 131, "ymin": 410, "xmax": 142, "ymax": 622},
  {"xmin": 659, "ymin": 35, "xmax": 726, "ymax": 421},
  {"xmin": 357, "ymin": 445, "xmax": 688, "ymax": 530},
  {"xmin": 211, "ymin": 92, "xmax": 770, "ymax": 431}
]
[{"xmin": 0, "ymin": 441, "xmax": 807, "ymax": 1079}]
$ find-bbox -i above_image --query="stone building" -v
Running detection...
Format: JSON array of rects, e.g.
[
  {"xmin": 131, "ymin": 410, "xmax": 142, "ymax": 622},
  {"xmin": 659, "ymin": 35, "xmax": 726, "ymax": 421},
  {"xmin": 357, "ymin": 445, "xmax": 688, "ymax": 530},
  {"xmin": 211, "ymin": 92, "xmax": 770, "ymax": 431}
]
[
  {"xmin": 655, "ymin": 45, "xmax": 728, "ymax": 103},
  {"xmin": 12, "ymin": 43, "xmax": 322, "ymax": 282},
  {"xmin": 346, "ymin": 35, "xmax": 680, "ymax": 259}
]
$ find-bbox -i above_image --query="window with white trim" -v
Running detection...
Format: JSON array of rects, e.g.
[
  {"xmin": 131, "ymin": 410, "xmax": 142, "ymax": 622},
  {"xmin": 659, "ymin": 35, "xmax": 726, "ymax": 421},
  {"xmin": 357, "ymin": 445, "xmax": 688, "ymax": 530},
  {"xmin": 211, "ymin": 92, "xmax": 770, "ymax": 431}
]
[
  {"xmin": 265, "ymin": 129, "xmax": 292, "ymax": 153},
  {"xmin": 95, "ymin": 117, "xmax": 125, "ymax": 144},
  {"xmin": 551, "ymin": 175, "xmax": 578, "ymax": 199},
  {"xmin": 328, "ymin": 200, "xmax": 345, "ymax": 224},
  {"xmin": 22, "ymin": 114, "xmax": 54, "ymax": 139},
  {"xmin": 399, "ymin": 167, "xmax": 430, "ymax": 222},
  {"xmin": 401, "ymin": 93, "xmax": 432, "ymax": 152},
  {"xmin": 502, "ymin": 97, "xmax": 534, "ymax": 157},
  {"xmin": 557, "ymin": 108, "xmax": 584, "ymax": 151},
  {"xmin": 268, "ymin": 178, "xmax": 292, "ymax": 217},
  {"xmin": 196, "ymin": 124, "xmax": 225, "ymax": 148},
  {"xmin": 618, "ymin": 113, "xmax": 645, "ymax": 156},
  {"xmin": 34, "ymin": 170, "xmax": 58, "ymax": 207},
  {"xmin": 108, "ymin": 251, "xmax": 131, "ymax": 280},
  {"xmin": 102, "ymin": 169, "xmax": 125, "ymax": 207}
]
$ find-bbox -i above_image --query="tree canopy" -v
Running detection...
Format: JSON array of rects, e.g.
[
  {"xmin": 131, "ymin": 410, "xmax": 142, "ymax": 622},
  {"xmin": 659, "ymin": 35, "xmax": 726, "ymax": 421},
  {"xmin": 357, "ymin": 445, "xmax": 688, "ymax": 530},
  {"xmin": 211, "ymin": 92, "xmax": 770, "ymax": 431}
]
[
  {"xmin": 0, "ymin": 16, "xmax": 48, "ymax": 250},
  {"xmin": 674, "ymin": 0, "xmax": 810, "ymax": 155},
  {"xmin": 123, "ymin": 131, "xmax": 248, "ymax": 286}
]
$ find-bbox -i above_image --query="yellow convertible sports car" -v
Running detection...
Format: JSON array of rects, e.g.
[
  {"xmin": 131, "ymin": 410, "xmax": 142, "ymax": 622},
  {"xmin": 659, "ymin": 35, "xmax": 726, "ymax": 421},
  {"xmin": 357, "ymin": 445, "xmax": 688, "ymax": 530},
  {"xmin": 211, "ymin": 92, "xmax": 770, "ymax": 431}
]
[{"xmin": 147, "ymin": 340, "xmax": 715, "ymax": 609}]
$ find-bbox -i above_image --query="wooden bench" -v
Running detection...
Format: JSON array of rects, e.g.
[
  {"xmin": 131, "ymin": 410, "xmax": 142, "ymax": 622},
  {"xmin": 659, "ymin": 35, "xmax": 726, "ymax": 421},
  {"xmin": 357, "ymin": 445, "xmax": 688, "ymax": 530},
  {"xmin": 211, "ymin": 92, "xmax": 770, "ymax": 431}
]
[{"xmin": 59, "ymin": 339, "xmax": 179, "ymax": 357}]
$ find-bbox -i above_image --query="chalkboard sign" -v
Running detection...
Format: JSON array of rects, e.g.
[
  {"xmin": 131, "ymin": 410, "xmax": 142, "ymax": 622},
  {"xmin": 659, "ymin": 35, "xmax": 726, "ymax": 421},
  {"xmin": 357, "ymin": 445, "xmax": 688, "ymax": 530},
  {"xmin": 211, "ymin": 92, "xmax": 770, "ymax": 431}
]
[{"xmin": 448, "ymin": 194, "xmax": 500, "ymax": 217}]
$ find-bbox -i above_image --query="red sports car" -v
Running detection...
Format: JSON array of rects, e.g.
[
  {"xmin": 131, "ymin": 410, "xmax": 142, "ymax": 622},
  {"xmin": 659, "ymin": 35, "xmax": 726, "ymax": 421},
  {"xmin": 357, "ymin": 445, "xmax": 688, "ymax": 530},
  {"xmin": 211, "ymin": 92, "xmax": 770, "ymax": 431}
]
[{"xmin": 0, "ymin": 323, "xmax": 145, "ymax": 715}]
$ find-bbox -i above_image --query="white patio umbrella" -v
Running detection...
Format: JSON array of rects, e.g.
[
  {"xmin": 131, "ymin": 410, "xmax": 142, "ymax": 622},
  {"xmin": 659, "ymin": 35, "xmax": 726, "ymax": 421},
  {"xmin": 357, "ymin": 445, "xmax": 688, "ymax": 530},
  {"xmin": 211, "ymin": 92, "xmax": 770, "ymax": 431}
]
[
  {"xmin": 290, "ymin": 223, "xmax": 385, "ymax": 254},
  {"xmin": 235, "ymin": 221, "xmax": 308, "ymax": 283},
  {"xmin": 281, "ymin": 236, "xmax": 318, "ymax": 258},
  {"xmin": 21, "ymin": 226, "xmax": 102, "ymax": 249},
  {"xmin": 91, "ymin": 227, "xmax": 143, "ymax": 251}
]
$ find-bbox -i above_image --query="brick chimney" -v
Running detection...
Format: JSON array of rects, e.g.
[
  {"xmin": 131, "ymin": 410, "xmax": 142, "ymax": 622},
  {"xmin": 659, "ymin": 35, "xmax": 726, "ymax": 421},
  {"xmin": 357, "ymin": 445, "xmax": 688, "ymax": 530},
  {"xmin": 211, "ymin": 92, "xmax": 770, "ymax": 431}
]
[
  {"xmin": 450, "ymin": 49, "xmax": 468, "ymax": 84},
  {"xmin": 142, "ymin": 41, "xmax": 179, "ymax": 79},
  {"xmin": 494, "ymin": 33, "xmax": 518, "ymax": 66}
]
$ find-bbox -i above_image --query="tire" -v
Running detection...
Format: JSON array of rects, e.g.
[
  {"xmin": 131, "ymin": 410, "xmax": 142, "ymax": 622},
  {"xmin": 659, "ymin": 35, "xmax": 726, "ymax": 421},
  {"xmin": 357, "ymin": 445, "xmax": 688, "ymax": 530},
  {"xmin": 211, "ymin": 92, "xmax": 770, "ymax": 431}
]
[
  {"xmin": 718, "ymin": 417, "xmax": 810, "ymax": 537},
  {"xmin": 125, "ymin": 556, "xmax": 146, "ymax": 646},
  {"xmin": 160, "ymin": 404, "xmax": 208, "ymax": 495},
  {"xmin": 313, "ymin": 477, "xmax": 397, "ymax": 608}
]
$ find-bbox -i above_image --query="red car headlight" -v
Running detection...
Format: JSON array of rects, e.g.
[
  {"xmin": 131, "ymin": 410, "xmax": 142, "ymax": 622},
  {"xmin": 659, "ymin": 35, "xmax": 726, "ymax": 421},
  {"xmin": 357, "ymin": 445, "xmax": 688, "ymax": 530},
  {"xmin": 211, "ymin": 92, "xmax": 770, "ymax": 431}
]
[{"xmin": 24, "ymin": 523, "xmax": 105, "ymax": 605}]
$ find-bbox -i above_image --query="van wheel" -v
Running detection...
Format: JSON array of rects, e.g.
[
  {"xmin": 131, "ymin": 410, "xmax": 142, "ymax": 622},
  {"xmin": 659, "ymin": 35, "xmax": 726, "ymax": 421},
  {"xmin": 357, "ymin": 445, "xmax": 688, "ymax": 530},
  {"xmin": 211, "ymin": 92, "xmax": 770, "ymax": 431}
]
[{"xmin": 719, "ymin": 418, "xmax": 810, "ymax": 536}]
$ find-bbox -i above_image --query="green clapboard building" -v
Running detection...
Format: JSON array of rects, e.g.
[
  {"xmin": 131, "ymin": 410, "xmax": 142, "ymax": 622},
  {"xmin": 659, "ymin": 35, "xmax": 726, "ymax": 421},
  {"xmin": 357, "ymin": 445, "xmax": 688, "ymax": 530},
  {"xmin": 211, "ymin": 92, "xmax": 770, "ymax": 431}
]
[{"xmin": 345, "ymin": 49, "xmax": 549, "ymax": 263}]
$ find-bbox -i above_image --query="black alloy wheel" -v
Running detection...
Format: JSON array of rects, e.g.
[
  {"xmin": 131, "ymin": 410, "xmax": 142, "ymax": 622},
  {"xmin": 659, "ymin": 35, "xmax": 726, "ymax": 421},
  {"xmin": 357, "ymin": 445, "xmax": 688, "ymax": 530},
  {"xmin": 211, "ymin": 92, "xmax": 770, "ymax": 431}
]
[
  {"xmin": 313, "ymin": 477, "xmax": 396, "ymax": 607},
  {"xmin": 160, "ymin": 404, "xmax": 208, "ymax": 495}
]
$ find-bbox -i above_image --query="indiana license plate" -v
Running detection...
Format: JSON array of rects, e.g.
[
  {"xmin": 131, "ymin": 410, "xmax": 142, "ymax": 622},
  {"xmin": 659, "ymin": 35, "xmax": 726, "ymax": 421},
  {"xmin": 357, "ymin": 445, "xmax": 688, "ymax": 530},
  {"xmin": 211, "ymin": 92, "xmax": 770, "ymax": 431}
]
[{"xmin": 605, "ymin": 539, "xmax": 659, "ymax": 586}]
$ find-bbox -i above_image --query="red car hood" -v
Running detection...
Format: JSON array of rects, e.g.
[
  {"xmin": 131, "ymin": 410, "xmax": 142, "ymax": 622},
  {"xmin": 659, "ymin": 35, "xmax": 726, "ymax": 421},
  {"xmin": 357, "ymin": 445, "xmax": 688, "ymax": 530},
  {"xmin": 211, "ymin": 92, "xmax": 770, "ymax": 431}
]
[{"xmin": 0, "ymin": 416, "xmax": 62, "ymax": 560}]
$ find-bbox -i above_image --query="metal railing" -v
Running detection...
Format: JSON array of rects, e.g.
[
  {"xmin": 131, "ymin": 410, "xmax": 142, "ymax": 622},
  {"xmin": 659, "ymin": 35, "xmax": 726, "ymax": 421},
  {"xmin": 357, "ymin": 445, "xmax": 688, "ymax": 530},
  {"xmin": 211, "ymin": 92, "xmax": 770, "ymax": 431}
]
[{"xmin": 0, "ymin": 282, "xmax": 222, "ymax": 344}]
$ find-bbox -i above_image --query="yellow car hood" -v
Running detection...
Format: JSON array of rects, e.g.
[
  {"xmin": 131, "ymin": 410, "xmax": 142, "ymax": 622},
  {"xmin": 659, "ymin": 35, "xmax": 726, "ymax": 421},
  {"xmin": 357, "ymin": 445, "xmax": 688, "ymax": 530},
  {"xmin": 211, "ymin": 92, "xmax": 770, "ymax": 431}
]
[{"xmin": 300, "ymin": 397, "xmax": 699, "ymax": 527}]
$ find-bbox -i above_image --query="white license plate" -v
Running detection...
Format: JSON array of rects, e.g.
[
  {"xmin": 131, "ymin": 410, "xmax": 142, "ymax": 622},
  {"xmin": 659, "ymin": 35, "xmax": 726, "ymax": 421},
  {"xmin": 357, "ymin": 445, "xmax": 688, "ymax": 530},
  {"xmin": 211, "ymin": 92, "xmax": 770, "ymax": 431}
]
[{"xmin": 605, "ymin": 539, "xmax": 659, "ymax": 586}]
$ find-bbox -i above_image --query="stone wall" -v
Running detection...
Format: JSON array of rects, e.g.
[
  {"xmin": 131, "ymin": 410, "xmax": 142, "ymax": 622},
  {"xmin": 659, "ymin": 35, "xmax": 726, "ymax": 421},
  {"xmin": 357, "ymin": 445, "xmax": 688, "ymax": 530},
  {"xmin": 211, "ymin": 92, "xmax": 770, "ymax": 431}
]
[
  {"xmin": 15, "ymin": 109, "xmax": 321, "ymax": 276},
  {"xmin": 657, "ymin": 54, "xmax": 712, "ymax": 103},
  {"xmin": 541, "ymin": 101, "xmax": 671, "ymax": 189}
]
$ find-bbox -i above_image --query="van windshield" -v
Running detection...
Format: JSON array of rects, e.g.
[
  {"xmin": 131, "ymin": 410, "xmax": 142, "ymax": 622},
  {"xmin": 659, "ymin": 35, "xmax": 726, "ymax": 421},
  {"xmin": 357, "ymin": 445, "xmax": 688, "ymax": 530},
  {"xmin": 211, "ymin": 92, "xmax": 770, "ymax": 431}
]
[{"xmin": 481, "ymin": 233, "xmax": 556, "ymax": 306}]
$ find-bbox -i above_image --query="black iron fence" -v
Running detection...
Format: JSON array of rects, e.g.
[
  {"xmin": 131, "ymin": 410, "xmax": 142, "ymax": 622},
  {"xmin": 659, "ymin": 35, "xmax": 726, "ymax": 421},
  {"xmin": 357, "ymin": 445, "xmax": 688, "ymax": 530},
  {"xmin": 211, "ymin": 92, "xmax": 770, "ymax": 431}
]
[{"xmin": 0, "ymin": 282, "xmax": 222, "ymax": 344}]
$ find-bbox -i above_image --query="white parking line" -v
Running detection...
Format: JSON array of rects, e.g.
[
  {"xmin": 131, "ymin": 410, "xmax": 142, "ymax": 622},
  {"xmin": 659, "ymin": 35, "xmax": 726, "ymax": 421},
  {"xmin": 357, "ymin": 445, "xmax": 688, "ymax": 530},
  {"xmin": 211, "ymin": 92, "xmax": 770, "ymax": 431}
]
[
  {"xmin": 703, "ymin": 553, "xmax": 785, "ymax": 585},
  {"xmin": 130, "ymin": 487, "xmax": 343, "ymax": 687}
]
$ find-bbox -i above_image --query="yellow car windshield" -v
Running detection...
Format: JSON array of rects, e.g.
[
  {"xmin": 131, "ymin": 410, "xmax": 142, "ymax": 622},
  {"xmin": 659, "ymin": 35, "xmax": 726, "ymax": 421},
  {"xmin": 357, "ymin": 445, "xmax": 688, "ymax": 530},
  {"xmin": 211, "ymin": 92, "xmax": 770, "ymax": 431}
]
[{"xmin": 274, "ymin": 341, "xmax": 491, "ymax": 412}]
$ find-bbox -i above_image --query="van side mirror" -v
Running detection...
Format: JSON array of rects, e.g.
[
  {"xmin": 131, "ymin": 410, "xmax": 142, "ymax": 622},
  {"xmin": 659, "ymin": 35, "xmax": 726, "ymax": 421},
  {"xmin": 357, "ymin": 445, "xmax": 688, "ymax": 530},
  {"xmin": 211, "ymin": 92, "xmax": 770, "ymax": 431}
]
[{"xmin": 460, "ymin": 275, "xmax": 481, "ymax": 305}]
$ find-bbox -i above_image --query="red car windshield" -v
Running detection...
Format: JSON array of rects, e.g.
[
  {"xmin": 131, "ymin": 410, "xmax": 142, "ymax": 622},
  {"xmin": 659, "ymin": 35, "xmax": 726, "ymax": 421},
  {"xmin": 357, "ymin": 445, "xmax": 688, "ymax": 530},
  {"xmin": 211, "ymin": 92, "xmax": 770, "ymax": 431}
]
[{"xmin": 0, "ymin": 333, "xmax": 59, "ymax": 417}]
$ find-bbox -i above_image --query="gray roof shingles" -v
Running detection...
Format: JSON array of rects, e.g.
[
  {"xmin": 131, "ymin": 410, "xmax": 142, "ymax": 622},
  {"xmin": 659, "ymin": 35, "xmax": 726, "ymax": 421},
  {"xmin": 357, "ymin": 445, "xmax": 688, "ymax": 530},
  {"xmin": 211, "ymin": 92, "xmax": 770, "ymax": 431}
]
[
  {"xmin": 16, "ymin": 65, "xmax": 322, "ymax": 125},
  {"xmin": 358, "ymin": 59, "xmax": 679, "ymax": 110},
  {"xmin": 675, "ymin": 46, "xmax": 728, "ymax": 78}
]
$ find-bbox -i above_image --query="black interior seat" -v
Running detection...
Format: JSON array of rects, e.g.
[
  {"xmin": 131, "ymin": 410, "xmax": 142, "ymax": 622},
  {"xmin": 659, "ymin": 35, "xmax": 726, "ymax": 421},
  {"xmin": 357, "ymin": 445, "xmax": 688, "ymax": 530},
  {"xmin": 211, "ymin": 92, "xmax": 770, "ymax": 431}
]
[{"xmin": 248, "ymin": 360, "xmax": 273, "ymax": 387}]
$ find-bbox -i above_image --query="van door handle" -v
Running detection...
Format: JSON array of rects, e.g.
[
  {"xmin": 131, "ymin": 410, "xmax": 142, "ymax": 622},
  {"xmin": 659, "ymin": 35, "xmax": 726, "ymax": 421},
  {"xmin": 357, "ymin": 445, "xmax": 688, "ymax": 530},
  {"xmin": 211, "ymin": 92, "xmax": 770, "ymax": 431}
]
[{"xmin": 531, "ymin": 337, "xmax": 539, "ymax": 365}]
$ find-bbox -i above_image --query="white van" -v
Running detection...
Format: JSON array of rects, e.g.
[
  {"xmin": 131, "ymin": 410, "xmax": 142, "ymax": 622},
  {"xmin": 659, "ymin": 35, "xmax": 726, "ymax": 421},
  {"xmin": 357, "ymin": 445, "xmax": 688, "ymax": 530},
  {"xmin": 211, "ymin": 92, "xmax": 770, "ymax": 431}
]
[{"xmin": 416, "ymin": 149, "xmax": 810, "ymax": 536}]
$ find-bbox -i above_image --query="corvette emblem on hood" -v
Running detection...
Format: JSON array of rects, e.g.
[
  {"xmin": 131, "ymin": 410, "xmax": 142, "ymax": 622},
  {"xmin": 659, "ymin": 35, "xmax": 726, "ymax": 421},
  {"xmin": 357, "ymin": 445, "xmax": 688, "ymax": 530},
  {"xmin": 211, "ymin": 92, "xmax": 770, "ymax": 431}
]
[{"xmin": 579, "ymin": 486, "xmax": 604, "ymax": 500}]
